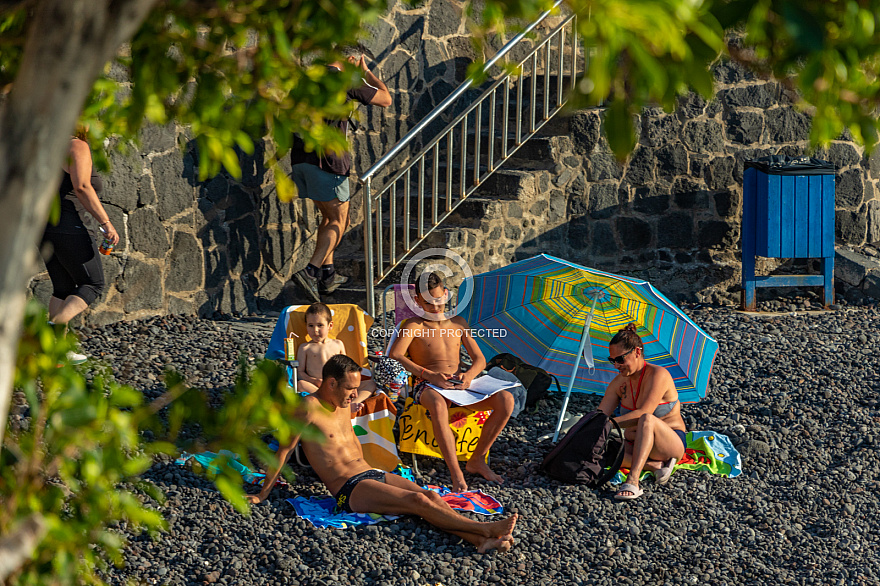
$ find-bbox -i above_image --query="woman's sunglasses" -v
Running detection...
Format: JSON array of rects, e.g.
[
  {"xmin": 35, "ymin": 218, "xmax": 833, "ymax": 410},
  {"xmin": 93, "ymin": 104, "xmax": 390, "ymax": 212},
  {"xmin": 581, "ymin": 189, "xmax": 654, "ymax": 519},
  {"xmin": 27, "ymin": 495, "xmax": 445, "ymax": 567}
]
[{"xmin": 607, "ymin": 347, "xmax": 636, "ymax": 365}]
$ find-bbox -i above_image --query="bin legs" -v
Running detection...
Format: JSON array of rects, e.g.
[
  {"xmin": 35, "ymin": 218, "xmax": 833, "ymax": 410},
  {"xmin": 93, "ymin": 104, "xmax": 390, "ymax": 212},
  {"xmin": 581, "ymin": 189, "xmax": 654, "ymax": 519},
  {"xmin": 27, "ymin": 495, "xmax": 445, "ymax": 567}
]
[
  {"xmin": 741, "ymin": 256, "xmax": 834, "ymax": 311},
  {"xmin": 822, "ymin": 256, "xmax": 834, "ymax": 309}
]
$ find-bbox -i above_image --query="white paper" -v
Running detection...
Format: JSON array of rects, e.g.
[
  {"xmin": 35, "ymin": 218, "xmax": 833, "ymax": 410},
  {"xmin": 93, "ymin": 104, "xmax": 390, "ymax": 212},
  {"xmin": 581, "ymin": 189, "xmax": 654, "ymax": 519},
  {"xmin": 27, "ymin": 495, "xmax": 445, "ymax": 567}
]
[{"xmin": 427, "ymin": 375, "xmax": 521, "ymax": 406}]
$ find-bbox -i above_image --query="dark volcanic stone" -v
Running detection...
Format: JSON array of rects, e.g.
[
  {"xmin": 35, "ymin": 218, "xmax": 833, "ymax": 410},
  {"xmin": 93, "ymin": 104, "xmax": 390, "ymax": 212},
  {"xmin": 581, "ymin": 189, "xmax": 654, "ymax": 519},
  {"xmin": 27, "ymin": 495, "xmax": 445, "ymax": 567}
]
[
  {"xmin": 228, "ymin": 215, "xmax": 261, "ymax": 274},
  {"xmin": 765, "ymin": 107, "xmax": 811, "ymax": 143},
  {"xmin": 677, "ymin": 92, "xmax": 706, "ymax": 119},
  {"xmin": 624, "ymin": 147, "xmax": 654, "ymax": 186},
  {"xmin": 568, "ymin": 216, "xmax": 589, "ymax": 249},
  {"xmin": 827, "ymin": 142, "xmax": 861, "ymax": 168},
  {"xmin": 588, "ymin": 151, "xmax": 623, "ymax": 181},
  {"xmin": 867, "ymin": 200, "xmax": 880, "ymax": 244},
  {"xmin": 201, "ymin": 175, "xmax": 228, "ymax": 204},
  {"xmin": 120, "ymin": 258, "xmax": 163, "ymax": 312},
  {"xmin": 719, "ymin": 84, "xmax": 775, "ymax": 108},
  {"xmin": 570, "ymin": 112, "xmax": 601, "ymax": 155},
  {"xmin": 166, "ymin": 232, "xmax": 203, "ymax": 293},
  {"xmin": 427, "ymin": 0, "xmax": 461, "ymax": 37},
  {"xmin": 836, "ymin": 209, "xmax": 867, "ymax": 244},
  {"xmin": 682, "ymin": 120, "xmax": 724, "ymax": 152},
  {"xmin": 139, "ymin": 123, "xmax": 178, "ymax": 153},
  {"xmin": 104, "ymin": 150, "xmax": 142, "ymax": 211},
  {"xmin": 633, "ymin": 186, "xmax": 670, "ymax": 214},
  {"xmin": 154, "ymin": 153, "xmax": 196, "ymax": 221},
  {"xmin": 725, "ymin": 110, "xmax": 764, "ymax": 144},
  {"xmin": 394, "ymin": 13, "xmax": 425, "ymax": 54},
  {"xmin": 656, "ymin": 143, "xmax": 688, "ymax": 176},
  {"xmin": 364, "ymin": 17, "xmax": 396, "ymax": 58},
  {"xmin": 129, "ymin": 208, "xmax": 170, "ymax": 257},
  {"xmin": 590, "ymin": 221, "xmax": 616, "ymax": 256},
  {"xmin": 713, "ymin": 190, "xmax": 738, "ymax": 218},
  {"xmin": 657, "ymin": 212, "xmax": 694, "ymax": 248},
  {"xmin": 698, "ymin": 220, "xmax": 735, "ymax": 248},
  {"xmin": 707, "ymin": 156, "xmax": 735, "ymax": 190},
  {"xmin": 205, "ymin": 249, "xmax": 229, "ymax": 290},
  {"xmin": 713, "ymin": 59, "xmax": 757, "ymax": 83},
  {"xmin": 225, "ymin": 184, "xmax": 256, "ymax": 221},
  {"xmin": 382, "ymin": 50, "xmax": 420, "ymax": 89},
  {"xmin": 138, "ymin": 175, "xmax": 157, "ymax": 206},
  {"xmin": 588, "ymin": 183, "xmax": 619, "ymax": 219},
  {"xmin": 616, "ymin": 216, "xmax": 652, "ymax": 250},
  {"xmin": 835, "ymin": 169, "xmax": 865, "ymax": 208},
  {"xmin": 641, "ymin": 113, "xmax": 681, "ymax": 147}
]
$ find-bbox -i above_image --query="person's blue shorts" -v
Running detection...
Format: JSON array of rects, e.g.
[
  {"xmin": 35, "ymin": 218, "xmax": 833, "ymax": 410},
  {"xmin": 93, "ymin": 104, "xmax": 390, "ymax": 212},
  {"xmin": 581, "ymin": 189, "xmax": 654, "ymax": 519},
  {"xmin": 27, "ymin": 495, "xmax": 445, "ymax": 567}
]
[{"xmin": 290, "ymin": 163, "xmax": 350, "ymax": 203}]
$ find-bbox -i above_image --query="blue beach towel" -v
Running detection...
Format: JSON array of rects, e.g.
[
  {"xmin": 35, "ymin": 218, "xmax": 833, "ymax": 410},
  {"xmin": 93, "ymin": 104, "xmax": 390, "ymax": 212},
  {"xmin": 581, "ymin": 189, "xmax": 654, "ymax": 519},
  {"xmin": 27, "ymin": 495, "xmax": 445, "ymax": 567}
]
[{"xmin": 288, "ymin": 484, "xmax": 504, "ymax": 529}]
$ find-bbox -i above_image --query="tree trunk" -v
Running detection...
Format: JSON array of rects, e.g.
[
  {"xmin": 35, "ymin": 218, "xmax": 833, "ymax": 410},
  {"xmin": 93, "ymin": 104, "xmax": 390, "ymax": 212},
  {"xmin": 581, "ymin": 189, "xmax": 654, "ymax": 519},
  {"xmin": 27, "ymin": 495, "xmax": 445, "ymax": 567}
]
[{"xmin": 0, "ymin": 0, "xmax": 159, "ymax": 449}]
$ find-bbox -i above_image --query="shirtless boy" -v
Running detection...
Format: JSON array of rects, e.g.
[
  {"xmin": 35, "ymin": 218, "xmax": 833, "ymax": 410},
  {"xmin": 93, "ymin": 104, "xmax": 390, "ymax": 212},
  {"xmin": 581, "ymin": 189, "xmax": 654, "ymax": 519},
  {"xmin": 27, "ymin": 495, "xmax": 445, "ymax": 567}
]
[
  {"xmin": 297, "ymin": 303, "xmax": 373, "ymax": 410},
  {"xmin": 388, "ymin": 272, "xmax": 515, "ymax": 492},
  {"xmin": 247, "ymin": 354, "xmax": 517, "ymax": 552}
]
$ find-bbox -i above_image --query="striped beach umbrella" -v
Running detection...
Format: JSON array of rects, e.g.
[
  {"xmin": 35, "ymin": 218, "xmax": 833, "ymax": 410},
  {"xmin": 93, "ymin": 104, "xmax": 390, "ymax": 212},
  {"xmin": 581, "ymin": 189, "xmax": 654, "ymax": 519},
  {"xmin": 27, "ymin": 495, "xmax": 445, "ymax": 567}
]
[{"xmin": 458, "ymin": 254, "xmax": 719, "ymax": 441}]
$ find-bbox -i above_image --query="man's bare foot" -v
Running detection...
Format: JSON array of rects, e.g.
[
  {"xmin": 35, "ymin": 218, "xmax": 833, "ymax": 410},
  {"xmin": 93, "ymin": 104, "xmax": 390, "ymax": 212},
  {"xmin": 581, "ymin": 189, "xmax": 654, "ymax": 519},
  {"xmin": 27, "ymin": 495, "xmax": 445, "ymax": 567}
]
[
  {"xmin": 484, "ymin": 513, "xmax": 518, "ymax": 539},
  {"xmin": 478, "ymin": 535, "xmax": 513, "ymax": 554},
  {"xmin": 466, "ymin": 459, "xmax": 504, "ymax": 484}
]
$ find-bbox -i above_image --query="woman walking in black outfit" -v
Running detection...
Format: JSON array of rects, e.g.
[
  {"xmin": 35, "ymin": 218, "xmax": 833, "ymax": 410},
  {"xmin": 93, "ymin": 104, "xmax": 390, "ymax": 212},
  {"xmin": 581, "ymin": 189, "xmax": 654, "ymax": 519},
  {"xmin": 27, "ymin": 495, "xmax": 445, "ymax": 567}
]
[{"xmin": 40, "ymin": 127, "xmax": 119, "ymax": 363}]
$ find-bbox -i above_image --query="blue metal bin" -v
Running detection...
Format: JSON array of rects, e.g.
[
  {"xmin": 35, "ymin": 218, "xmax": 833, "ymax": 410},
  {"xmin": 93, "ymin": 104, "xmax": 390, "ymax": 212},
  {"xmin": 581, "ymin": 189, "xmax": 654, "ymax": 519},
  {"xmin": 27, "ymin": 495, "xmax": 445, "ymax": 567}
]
[{"xmin": 741, "ymin": 156, "xmax": 836, "ymax": 310}]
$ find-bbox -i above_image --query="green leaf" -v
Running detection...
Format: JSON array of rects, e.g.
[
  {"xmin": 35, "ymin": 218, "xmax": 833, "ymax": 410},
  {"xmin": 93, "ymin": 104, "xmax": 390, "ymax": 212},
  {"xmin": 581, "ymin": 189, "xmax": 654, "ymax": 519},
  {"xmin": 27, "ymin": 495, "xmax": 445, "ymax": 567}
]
[
  {"xmin": 215, "ymin": 474, "xmax": 248, "ymax": 514},
  {"xmin": 605, "ymin": 99, "xmax": 635, "ymax": 160}
]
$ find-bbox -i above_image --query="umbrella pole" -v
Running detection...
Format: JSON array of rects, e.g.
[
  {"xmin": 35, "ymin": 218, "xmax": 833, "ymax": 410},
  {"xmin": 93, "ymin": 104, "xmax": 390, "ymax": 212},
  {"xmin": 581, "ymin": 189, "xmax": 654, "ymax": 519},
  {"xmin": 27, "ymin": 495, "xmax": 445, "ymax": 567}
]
[{"xmin": 552, "ymin": 295, "xmax": 598, "ymax": 443}]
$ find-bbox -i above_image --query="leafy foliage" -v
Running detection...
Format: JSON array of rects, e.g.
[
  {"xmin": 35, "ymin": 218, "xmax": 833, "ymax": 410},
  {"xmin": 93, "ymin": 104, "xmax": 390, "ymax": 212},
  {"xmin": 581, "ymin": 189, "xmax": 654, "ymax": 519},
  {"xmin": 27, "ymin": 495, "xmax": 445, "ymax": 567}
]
[
  {"xmin": 2, "ymin": 0, "xmax": 389, "ymax": 196},
  {"xmin": 722, "ymin": 0, "xmax": 880, "ymax": 147},
  {"xmin": 1, "ymin": 301, "xmax": 312, "ymax": 584}
]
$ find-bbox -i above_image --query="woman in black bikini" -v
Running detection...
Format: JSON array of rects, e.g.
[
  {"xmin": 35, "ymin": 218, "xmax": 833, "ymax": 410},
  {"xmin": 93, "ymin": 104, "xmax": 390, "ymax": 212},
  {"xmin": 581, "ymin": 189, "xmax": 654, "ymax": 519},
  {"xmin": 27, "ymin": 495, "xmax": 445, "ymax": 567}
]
[{"xmin": 597, "ymin": 323, "xmax": 687, "ymax": 500}]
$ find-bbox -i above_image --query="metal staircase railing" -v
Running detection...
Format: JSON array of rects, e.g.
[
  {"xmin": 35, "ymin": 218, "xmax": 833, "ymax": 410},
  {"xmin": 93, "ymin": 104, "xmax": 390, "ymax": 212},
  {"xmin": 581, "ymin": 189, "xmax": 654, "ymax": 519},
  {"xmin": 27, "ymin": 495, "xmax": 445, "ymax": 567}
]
[{"xmin": 359, "ymin": 0, "xmax": 582, "ymax": 315}]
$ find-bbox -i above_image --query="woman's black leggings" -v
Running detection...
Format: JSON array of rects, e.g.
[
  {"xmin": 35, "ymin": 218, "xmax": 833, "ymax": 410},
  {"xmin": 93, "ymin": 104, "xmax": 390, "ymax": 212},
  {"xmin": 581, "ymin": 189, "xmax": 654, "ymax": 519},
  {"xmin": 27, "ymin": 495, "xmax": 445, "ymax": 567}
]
[{"xmin": 39, "ymin": 230, "xmax": 105, "ymax": 306}]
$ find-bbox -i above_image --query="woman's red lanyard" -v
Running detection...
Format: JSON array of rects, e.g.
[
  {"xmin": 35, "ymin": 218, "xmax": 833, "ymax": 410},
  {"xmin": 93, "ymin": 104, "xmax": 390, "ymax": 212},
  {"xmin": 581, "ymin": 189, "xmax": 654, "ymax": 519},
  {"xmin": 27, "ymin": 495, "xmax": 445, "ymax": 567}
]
[{"xmin": 626, "ymin": 365, "xmax": 647, "ymax": 411}]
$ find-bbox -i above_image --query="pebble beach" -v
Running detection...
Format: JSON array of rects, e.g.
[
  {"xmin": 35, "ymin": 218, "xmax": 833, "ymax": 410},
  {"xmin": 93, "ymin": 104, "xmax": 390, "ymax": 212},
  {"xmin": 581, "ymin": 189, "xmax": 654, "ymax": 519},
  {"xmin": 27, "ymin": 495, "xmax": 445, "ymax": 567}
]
[{"xmin": 20, "ymin": 296, "xmax": 877, "ymax": 586}]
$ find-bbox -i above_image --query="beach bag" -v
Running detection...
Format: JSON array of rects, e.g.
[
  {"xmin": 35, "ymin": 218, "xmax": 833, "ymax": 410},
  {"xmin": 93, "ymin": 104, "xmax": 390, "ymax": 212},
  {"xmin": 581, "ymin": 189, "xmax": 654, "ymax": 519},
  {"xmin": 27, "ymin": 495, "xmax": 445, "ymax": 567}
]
[
  {"xmin": 539, "ymin": 410, "xmax": 625, "ymax": 487},
  {"xmin": 486, "ymin": 353, "xmax": 561, "ymax": 408}
]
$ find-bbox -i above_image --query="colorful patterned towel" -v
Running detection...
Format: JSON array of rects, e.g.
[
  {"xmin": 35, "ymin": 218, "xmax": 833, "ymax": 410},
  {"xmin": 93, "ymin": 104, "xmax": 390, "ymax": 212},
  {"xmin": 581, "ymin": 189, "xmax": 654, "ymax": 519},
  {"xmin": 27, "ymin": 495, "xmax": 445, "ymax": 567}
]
[
  {"xmin": 612, "ymin": 430, "xmax": 742, "ymax": 484},
  {"xmin": 352, "ymin": 393, "xmax": 400, "ymax": 471},
  {"xmin": 288, "ymin": 476, "xmax": 504, "ymax": 529},
  {"xmin": 175, "ymin": 450, "xmax": 287, "ymax": 488}
]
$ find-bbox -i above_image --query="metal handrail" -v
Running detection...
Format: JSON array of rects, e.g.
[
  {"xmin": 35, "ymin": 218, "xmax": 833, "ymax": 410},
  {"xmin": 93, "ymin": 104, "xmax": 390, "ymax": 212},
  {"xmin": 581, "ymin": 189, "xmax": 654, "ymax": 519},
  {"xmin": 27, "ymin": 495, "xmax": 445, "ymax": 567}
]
[
  {"xmin": 361, "ymin": 4, "xmax": 582, "ymax": 316},
  {"xmin": 360, "ymin": 0, "xmax": 566, "ymax": 183}
]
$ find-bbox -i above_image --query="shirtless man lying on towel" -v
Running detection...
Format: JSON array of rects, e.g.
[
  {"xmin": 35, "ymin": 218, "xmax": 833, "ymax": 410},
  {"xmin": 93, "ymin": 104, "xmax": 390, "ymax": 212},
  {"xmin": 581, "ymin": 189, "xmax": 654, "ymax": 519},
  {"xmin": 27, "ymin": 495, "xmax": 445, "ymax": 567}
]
[{"xmin": 246, "ymin": 354, "xmax": 517, "ymax": 553}]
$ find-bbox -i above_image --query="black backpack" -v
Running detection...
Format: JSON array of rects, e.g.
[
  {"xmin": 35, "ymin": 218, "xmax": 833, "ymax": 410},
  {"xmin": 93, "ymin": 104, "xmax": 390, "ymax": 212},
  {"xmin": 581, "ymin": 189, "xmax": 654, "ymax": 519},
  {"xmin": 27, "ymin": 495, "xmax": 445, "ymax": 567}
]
[
  {"xmin": 539, "ymin": 410, "xmax": 625, "ymax": 487},
  {"xmin": 486, "ymin": 353, "xmax": 561, "ymax": 408}
]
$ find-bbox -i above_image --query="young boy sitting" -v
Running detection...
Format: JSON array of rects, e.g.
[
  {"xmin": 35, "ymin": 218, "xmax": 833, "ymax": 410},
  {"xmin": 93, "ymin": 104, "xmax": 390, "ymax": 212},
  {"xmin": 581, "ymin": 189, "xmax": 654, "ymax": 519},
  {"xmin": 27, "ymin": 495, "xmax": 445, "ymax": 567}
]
[{"xmin": 297, "ymin": 302, "xmax": 374, "ymax": 411}]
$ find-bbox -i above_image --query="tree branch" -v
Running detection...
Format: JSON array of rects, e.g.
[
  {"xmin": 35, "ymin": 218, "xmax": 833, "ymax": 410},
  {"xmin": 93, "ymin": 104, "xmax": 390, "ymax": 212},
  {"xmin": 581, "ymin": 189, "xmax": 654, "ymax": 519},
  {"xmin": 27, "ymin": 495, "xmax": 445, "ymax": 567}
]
[
  {"xmin": 0, "ymin": 515, "xmax": 46, "ymax": 581},
  {"xmin": 0, "ymin": 0, "xmax": 32, "ymax": 16}
]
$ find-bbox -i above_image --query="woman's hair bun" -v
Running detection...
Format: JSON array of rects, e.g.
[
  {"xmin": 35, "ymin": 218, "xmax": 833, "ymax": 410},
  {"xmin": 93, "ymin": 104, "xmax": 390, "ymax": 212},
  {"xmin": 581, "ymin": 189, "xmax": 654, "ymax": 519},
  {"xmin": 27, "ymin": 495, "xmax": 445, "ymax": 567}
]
[{"xmin": 625, "ymin": 322, "xmax": 638, "ymax": 333}]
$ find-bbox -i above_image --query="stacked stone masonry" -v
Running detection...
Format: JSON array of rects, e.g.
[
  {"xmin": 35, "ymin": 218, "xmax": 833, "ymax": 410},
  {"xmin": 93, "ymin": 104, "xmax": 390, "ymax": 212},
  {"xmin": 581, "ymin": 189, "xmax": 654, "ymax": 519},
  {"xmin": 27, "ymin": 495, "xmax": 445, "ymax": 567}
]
[{"xmin": 28, "ymin": 0, "xmax": 880, "ymax": 322}]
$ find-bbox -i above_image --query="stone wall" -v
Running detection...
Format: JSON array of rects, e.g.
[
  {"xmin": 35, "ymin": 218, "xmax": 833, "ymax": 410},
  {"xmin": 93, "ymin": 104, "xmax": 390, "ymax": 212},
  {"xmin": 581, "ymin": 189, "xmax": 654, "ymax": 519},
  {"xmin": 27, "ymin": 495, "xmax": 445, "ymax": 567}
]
[
  {"xmin": 29, "ymin": 0, "xmax": 880, "ymax": 322},
  {"xmin": 422, "ymin": 60, "xmax": 880, "ymax": 306}
]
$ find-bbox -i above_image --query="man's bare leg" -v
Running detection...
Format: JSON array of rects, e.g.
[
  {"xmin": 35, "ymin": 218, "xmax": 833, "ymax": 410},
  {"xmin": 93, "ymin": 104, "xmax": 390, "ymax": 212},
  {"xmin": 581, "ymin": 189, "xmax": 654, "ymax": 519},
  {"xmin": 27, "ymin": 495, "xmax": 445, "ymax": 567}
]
[
  {"xmin": 420, "ymin": 389, "xmax": 468, "ymax": 492},
  {"xmin": 310, "ymin": 199, "xmax": 349, "ymax": 267},
  {"xmin": 350, "ymin": 474, "xmax": 517, "ymax": 552},
  {"xmin": 465, "ymin": 390, "xmax": 514, "ymax": 484},
  {"xmin": 50, "ymin": 295, "xmax": 88, "ymax": 325},
  {"xmin": 48, "ymin": 296, "xmax": 63, "ymax": 322},
  {"xmin": 297, "ymin": 379, "xmax": 319, "ymax": 394}
]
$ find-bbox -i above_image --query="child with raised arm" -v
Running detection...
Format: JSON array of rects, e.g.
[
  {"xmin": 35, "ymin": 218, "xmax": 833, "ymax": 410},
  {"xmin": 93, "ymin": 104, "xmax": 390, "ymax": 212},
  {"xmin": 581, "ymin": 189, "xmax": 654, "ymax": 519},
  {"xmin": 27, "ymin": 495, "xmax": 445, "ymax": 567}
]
[{"xmin": 297, "ymin": 303, "xmax": 374, "ymax": 411}]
